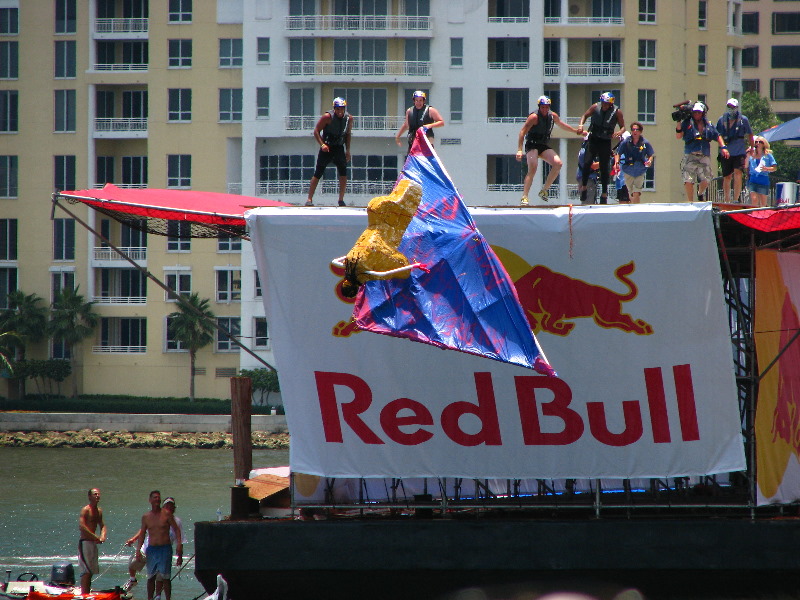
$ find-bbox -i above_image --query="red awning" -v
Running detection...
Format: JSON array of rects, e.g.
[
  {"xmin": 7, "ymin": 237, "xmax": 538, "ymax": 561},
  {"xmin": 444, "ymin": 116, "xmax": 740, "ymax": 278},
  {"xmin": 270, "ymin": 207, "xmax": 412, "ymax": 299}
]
[{"xmin": 725, "ymin": 206, "xmax": 800, "ymax": 233}]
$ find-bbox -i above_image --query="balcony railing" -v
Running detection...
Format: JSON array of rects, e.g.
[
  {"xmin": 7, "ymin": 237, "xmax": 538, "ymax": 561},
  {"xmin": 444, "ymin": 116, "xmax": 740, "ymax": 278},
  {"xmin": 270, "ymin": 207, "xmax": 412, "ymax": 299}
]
[
  {"xmin": 94, "ymin": 118, "xmax": 148, "ymax": 132},
  {"xmin": 94, "ymin": 18, "xmax": 149, "ymax": 33},
  {"xmin": 487, "ymin": 116, "xmax": 527, "ymax": 124},
  {"xmin": 227, "ymin": 183, "xmax": 242, "ymax": 195},
  {"xmin": 488, "ymin": 62, "xmax": 530, "ymax": 70},
  {"xmin": 92, "ymin": 296, "xmax": 147, "ymax": 304},
  {"xmin": 545, "ymin": 62, "xmax": 624, "ymax": 77},
  {"xmin": 92, "ymin": 345, "xmax": 146, "ymax": 354},
  {"xmin": 285, "ymin": 60, "xmax": 430, "ymax": 77},
  {"xmin": 93, "ymin": 246, "xmax": 147, "ymax": 261},
  {"xmin": 92, "ymin": 183, "xmax": 147, "ymax": 189},
  {"xmin": 283, "ymin": 115, "xmax": 404, "ymax": 131},
  {"xmin": 285, "ymin": 15, "xmax": 431, "ymax": 31},
  {"xmin": 93, "ymin": 63, "xmax": 148, "ymax": 71},
  {"xmin": 543, "ymin": 16, "xmax": 624, "ymax": 25},
  {"xmin": 258, "ymin": 180, "xmax": 393, "ymax": 196},
  {"xmin": 487, "ymin": 16, "xmax": 530, "ymax": 23}
]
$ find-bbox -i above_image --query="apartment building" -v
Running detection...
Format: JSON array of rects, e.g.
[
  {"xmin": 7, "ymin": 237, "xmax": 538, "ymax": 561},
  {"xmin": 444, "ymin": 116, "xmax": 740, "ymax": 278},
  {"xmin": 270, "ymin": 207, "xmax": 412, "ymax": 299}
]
[{"xmin": 0, "ymin": 0, "xmax": 743, "ymax": 400}]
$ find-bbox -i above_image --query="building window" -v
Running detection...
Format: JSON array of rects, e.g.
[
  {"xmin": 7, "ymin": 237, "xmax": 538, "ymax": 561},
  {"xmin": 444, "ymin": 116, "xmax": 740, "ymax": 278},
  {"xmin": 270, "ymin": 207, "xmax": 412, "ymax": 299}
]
[
  {"xmin": 450, "ymin": 87, "xmax": 463, "ymax": 123},
  {"xmin": 167, "ymin": 221, "xmax": 191, "ymax": 251},
  {"xmin": 122, "ymin": 156, "xmax": 147, "ymax": 186},
  {"xmin": 772, "ymin": 79, "xmax": 800, "ymax": 101},
  {"xmin": 254, "ymin": 317, "xmax": 269, "ymax": 349},
  {"xmin": 100, "ymin": 317, "xmax": 147, "ymax": 352},
  {"xmin": 165, "ymin": 270, "xmax": 191, "ymax": 300},
  {"xmin": 350, "ymin": 155, "xmax": 398, "ymax": 186},
  {"xmin": 54, "ymin": 155, "xmax": 76, "ymax": 192},
  {"xmin": 488, "ymin": 88, "xmax": 529, "ymax": 119},
  {"xmin": 742, "ymin": 47, "xmax": 759, "ymax": 68},
  {"xmin": 53, "ymin": 218, "xmax": 75, "ymax": 261},
  {"xmin": 0, "ymin": 41, "xmax": 17, "ymax": 79},
  {"xmin": 450, "ymin": 37, "xmax": 463, "ymax": 68},
  {"xmin": 168, "ymin": 0, "xmax": 192, "ymax": 23},
  {"xmin": 773, "ymin": 12, "xmax": 800, "ymax": 34},
  {"xmin": 332, "ymin": 87, "xmax": 387, "ymax": 122},
  {"xmin": 0, "ymin": 155, "xmax": 17, "ymax": 197},
  {"xmin": 638, "ymin": 0, "xmax": 656, "ymax": 23},
  {"xmin": 698, "ymin": 0, "xmax": 707, "ymax": 29},
  {"xmin": 168, "ymin": 39, "xmax": 192, "ymax": 68},
  {"xmin": 51, "ymin": 270, "xmax": 75, "ymax": 304},
  {"xmin": 55, "ymin": 40, "xmax": 76, "ymax": 78},
  {"xmin": 219, "ymin": 88, "xmax": 242, "ymax": 122},
  {"xmin": 54, "ymin": 89, "xmax": 76, "ymax": 132},
  {"xmin": 637, "ymin": 89, "xmax": 656, "ymax": 124},
  {"xmin": 489, "ymin": 38, "xmax": 529, "ymax": 68},
  {"xmin": 0, "ymin": 8, "xmax": 18, "ymax": 34},
  {"xmin": 772, "ymin": 46, "xmax": 800, "ymax": 69},
  {"xmin": 638, "ymin": 39, "xmax": 656, "ymax": 69},
  {"xmin": 216, "ymin": 269, "xmax": 242, "ymax": 303},
  {"xmin": 122, "ymin": 41, "xmax": 148, "ymax": 67},
  {"xmin": 698, "ymin": 45, "xmax": 707, "ymax": 74},
  {"xmin": 257, "ymin": 37, "xmax": 270, "ymax": 63},
  {"xmin": 742, "ymin": 12, "xmax": 758, "ymax": 34},
  {"xmin": 742, "ymin": 79, "xmax": 760, "ymax": 94},
  {"xmin": 219, "ymin": 38, "xmax": 243, "ymax": 68},
  {"xmin": 0, "ymin": 90, "xmax": 18, "ymax": 132},
  {"xmin": 643, "ymin": 165, "xmax": 655, "ymax": 191},
  {"xmin": 256, "ymin": 87, "xmax": 269, "ymax": 119},
  {"xmin": 0, "ymin": 218, "xmax": 17, "ymax": 260},
  {"xmin": 55, "ymin": 0, "xmax": 77, "ymax": 34},
  {"xmin": 167, "ymin": 155, "xmax": 191, "ymax": 188},
  {"xmin": 218, "ymin": 234, "xmax": 241, "ymax": 253},
  {"xmin": 165, "ymin": 315, "xmax": 187, "ymax": 351},
  {"xmin": 216, "ymin": 317, "xmax": 241, "ymax": 352},
  {"xmin": 95, "ymin": 156, "xmax": 113, "ymax": 186},
  {"xmin": 488, "ymin": 0, "xmax": 529, "ymax": 21},
  {"xmin": 404, "ymin": 38, "xmax": 429, "ymax": 63},
  {"xmin": 487, "ymin": 155, "xmax": 522, "ymax": 187},
  {"xmin": 0, "ymin": 267, "xmax": 16, "ymax": 309},
  {"xmin": 254, "ymin": 271, "xmax": 262, "ymax": 297},
  {"xmin": 168, "ymin": 88, "xmax": 191, "ymax": 121}
]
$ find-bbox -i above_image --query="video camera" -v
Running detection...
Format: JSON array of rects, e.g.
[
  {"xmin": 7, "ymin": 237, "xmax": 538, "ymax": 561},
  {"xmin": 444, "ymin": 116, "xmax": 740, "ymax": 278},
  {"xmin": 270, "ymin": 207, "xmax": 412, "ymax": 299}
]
[{"xmin": 672, "ymin": 100, "xmax": 698, "ymax": 122}]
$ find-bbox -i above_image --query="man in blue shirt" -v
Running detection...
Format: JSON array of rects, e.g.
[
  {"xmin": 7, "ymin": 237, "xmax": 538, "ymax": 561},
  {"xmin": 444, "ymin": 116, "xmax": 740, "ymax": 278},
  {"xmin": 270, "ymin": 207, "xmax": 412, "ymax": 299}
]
[
  {"xmin": 716, "ymin": 98, "xmax": 753, "ymax": 203},
  {"xmin": 614, "ymin": 123, "xmax": 655, "ymax": 203},
  {"xmin": 675, "ymin": 103, "xmax": 728, "ymax": 202}
]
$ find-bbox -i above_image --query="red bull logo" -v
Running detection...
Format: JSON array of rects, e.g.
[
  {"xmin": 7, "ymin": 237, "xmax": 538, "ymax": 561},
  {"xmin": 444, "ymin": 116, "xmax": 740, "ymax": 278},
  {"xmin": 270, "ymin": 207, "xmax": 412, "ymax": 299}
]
[{"xmin": 494, "ymin": 247, "xmax": 652, "ymax": 337}]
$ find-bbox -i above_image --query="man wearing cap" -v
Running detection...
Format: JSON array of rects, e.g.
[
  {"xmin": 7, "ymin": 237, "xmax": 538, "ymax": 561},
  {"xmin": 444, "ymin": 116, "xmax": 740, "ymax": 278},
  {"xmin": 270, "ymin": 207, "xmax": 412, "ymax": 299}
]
[
  {"xmin": 516, "ymin": 95, "xmax": 579, "ymax": 205},
  {"xmin": 577, "ymin": 92, "xmax": 626, "ymax": 204},
  {"xmin": 306, "ymin": 97, "xmax": 354, "ymax": 207},
  {"xmin": 395, "ymin": 90, "xmax": 444, "ymax": 153},
  {"xmin": 716, "ymin": 98, "xmax": 753, "ymax": 203},
  {"xmin": 676, "ymin": 102, "xmax": 728, "ymax": 202}
]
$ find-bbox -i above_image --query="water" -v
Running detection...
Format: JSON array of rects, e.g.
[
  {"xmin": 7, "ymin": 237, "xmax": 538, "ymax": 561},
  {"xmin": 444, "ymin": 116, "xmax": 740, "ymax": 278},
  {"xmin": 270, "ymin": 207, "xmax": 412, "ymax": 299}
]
[{"xmin": 0, "ymin": 447, "xmax": 289, "ymax": 599}]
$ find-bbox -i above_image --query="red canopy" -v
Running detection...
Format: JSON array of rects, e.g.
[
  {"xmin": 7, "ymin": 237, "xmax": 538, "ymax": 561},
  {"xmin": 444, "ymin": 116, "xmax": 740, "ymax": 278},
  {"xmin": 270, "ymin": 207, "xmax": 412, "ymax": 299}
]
[{"xmin": 725, "ymin": 206, "xmax": 800, "ymax": 233}]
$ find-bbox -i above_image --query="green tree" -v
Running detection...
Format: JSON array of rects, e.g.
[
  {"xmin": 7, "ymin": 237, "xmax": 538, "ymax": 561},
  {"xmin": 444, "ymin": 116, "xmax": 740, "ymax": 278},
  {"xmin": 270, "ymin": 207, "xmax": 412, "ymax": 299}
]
[
  {"xmin": 48, "ymin": 287, "xmax": 99, "ymax": 398},
  {"xmin": 240, "ymin": 367, "xmax": 280, "ymax": 406},
  {"xmin": 0, "ymin": 331, "xmax": 17, "ymax": 375},
  {"xmin": 0, "ymin": 291, "xmax": 48, "ymax": 397},
  {"xmin": 741, "ymin": 92, "xmax": 800, "ymax": 182},
  {"xmin": 168, "ymin": 293, "xmax": 216, "ymax": 402}
]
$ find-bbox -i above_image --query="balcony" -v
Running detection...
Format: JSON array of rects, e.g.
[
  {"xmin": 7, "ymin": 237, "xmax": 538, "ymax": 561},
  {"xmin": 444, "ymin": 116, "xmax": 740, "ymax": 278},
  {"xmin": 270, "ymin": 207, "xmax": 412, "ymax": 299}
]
[
  {"xmin": 284, "ymin": 60, "xmax": 430, "ymax": 78},
  {"xmin": 487, "ymin": 16, "xmax": 529, "ymax": 24},
  {"xmin": 93, "ymin": 246, "xmax": 147, "ymax": 262},
  {"xmin": 283, "ymin": 115, "xmax": 404, "ymax": 131},
  {"xmin": 544, "ymin": 16, "xmax": 623, "ymax": 25},
  {"xmin": 94, "ymin": 118, "xmax": 148, "ymax": 138},
  {"xmin": 94, "ymin": 18, "xmax": 148, "ymax": 35},
  {"xmin": 258, "ymin": 180, "xmax": 392, "ymax": 196},
  {"xmin": 92, "ymin": 183, "xmax": 147, "ymax": 189},
  {"xmin": 93, "ymin": 63, "xmax": 148, "ymax": 72},
  {"xmin": 486, "ymin": 116, "xmax": 527, "ymax": 124},
  {"xmin": 285, "ymin": 15, "xmax": 431, "ymax": 33},
  {"xmin": 488, "ymin": 62, "xmax": 529, "ymax": 70},
  {"xmin": 92, "ymin": 345, "xmax": 146, "ymax": 354},
  {"xmin": 92, "ymin": 295, "xmax": 147, "ymax": 305},
  {"xmin": 544, "ymin": 62, "xmax": 624, "ymax": 80}
]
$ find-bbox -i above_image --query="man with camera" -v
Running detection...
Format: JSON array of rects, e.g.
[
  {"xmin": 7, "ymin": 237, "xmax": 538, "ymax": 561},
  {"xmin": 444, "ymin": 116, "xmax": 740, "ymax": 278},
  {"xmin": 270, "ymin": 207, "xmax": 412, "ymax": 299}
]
[
  {"xmin": 715, "ymin": 98, "xmax": 753, "ymax": 204},
  {"xmin": 675, "ymin": 102, "xmax": 727, "ymax": 202}
]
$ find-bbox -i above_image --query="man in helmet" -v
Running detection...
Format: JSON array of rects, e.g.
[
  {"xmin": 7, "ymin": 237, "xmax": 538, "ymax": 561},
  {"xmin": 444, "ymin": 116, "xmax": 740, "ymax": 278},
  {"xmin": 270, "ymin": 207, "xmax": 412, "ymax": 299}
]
[
  {"xmin": 306, "ymin": 97, "xmax": 354, "ymax": 207},
  {"xmin": 516, "ymin": 95, "xmax": 579, "ymax": 205},
  {"xmin": 577, "ymin": 92, "xmax": 626, "ymax": 204},
  {"xmin": 676, "ymin": 102, "xmax": 727, "ymax": 202},
  {"xmin": 395, "ymin": 90, "xmax": 444, "ymax": 153},
  {"xmin": 715, "ymin": 98, "xmax": 753, "ymax": 203}
]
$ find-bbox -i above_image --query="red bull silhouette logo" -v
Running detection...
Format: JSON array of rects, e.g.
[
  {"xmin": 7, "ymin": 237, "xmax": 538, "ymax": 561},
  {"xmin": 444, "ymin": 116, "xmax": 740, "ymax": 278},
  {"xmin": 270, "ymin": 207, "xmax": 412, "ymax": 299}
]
[{"xmin": 493, "ymin": 247, "xmax": 652, "ymax": 337}]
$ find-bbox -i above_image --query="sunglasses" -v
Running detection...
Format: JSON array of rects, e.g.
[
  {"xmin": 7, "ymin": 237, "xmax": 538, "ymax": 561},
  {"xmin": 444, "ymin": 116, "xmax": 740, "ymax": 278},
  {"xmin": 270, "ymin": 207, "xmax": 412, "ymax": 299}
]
[
  {"xmin": 631, "ymin": 128, "xmax": 642, "ymax": 131},
  {"xmin": 756, "ymin": 141, "xmax": 765, "ymax": 145}
]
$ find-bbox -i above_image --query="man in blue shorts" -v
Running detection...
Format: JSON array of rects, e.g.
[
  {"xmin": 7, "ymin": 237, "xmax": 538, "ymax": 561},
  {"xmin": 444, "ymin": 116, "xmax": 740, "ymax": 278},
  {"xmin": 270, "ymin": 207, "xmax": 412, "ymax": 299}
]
[{"xmin": 130, "ymin": 490, "xmax": 183, "ymax": 600}]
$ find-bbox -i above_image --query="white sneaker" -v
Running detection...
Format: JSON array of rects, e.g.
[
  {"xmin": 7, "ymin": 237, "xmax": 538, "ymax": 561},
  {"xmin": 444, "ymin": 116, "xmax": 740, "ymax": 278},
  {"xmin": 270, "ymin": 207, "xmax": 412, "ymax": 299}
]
[{"xmin": 122, "ymin": 579, "xmax": 137, "ymax": 592}]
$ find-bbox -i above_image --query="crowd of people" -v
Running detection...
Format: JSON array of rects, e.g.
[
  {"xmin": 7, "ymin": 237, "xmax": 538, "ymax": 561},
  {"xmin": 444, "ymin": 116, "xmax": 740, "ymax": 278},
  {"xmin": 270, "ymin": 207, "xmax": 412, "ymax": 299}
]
[{"xmin": 303, "ymin": 91, "xmax": 781, "ymax": 207}]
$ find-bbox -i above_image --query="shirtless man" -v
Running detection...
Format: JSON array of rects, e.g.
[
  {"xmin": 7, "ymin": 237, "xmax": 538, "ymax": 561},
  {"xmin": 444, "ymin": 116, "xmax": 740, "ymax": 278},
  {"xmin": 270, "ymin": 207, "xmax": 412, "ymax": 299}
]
[
  {"xmin": 78, "ymin": 488, "xmax": 107, "ymax": 594},
  {"xmin": 130, "ymin": 490, "xmax": 183, "ymax": 600}
]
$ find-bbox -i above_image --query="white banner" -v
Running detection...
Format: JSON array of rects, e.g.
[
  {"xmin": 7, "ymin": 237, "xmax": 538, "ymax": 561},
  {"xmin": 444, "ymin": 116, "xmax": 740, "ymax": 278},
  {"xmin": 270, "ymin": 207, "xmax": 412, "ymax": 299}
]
[{"xmin": 246, "ymin": 203, "xmax": 745, "ymax": 479}]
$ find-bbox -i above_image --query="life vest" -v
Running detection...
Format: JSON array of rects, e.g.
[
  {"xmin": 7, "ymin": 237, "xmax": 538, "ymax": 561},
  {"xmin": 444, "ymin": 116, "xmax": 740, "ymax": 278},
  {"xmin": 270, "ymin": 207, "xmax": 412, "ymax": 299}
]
[
  {"xmin": 589, "ymin": 103, "xmax": 618, "ymax": 140},
  {"xmin": 619, "ymin": 137, "xmax": 649, "ymax": 166},
  {"xmin": 683, "ymin": 117, "xmax": 715, "ymax": 142},
  {"xmin": 718, "ymin": 115, "xmax": 746, "ymax": 143},
  {"xmin": 407, "ymin": 105, "xmax": 434, "ymax": 142},
  {"xmin": 322, "ymin": 110, "xmax": 350, "ymax": 146},
  {"xmin": 524, "ymin": 109, "xmax": 554, "ymax": 146}
]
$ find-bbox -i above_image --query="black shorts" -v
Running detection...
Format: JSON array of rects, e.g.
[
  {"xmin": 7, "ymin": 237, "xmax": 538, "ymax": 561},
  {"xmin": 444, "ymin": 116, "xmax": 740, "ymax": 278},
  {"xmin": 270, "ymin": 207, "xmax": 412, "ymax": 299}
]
[
  {"xmin": 718, "ymin": 154, "xmax": 746, "ymax": 177},
  {"xmin": 313, "ymin": 145, "xmax": 348, "ymax": 178},
  {"xmin": 524, "ymin": 141, "xmax": 552, "ymax": 154}
]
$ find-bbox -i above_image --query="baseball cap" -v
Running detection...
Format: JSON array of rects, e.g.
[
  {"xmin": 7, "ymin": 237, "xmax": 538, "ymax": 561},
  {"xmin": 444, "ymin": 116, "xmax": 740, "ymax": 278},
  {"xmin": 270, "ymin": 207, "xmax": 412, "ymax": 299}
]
[
  {"xmin": 692, "ymin": 102, "xmax": 705, "ymax": 112},
  {"xmin": 332, "ymin": 97, "xmax": 346, "ymax": 107},
  {"xmin": 726, "ymin": 98, "xmax": 739, "ymax": 108},
  {"xmin": 599, "ymin": 92, "xmax": 615, "ymax": 103},
  {"xmin": 412, "ymin": 90, "xmax": 426, "ymax": 99},
  {"xmin": 162, "ymin": 497, "xmax": 176, "ymax": 507},
  {"xmin": 537, "ymin": 95, "xmax": 552, "ymax": 106}
]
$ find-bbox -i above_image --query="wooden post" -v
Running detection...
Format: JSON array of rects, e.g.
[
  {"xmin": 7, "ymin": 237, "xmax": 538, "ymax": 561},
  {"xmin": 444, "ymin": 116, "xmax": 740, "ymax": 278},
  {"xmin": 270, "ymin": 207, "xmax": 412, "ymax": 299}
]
[{"xmin": 230, "ymin": 376, "xmax": 252, "ymax": 485}]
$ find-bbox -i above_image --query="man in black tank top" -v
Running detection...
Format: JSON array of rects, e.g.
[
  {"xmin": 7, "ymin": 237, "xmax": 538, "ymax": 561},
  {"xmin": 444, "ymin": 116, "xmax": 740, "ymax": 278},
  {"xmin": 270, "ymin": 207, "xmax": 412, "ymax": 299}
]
[
  {"xmin": 516, "ymin": 95, "xmax": 579, "ymax": 204},
  {"xmin": 577, "ymin": 92, "xmax": 626, "ymax": 204},
  {"xmin": 306, "ymin": 97, "xmax": 354, "ymax": 207},
  {"xmin": 395, "ymin": 90, "xmax": 445, "ymax": 154}
]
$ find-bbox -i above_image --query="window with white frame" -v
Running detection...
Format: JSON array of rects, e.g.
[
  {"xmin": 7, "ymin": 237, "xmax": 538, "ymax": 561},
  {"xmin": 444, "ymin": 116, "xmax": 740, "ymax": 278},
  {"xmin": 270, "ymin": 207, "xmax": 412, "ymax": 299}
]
[
  {"xmin": 55, "ymin": 0, "xmax": 76, "ymax": 34},
  {"xmin": 698, "ymin": 45, "xmax": 707, "ymax": 74},
  {"xmin": 0, "ymin": 267, "xmax": 16, "ymax": 309},
  {"xmin": 332, "ymin": 87, "xmax": 386, "ymax": 120},
  {"xmin": 698, "ymin": 0, "xmax": 707, "ymax": 29},
  {"xmin": 1, "ymin": 41, "xmax": 17, "ymax": 79},
  {"xmin": 218, "ymin": 234, "xmax": 241, "ymax": 252},
  {"xmin": 643, "ymin": 164, "xmax": 655, "ymax": 191},
  {"xmin": 167, "ymin": 221, "xmax": 191, "ymax": 251},
  {"xmin": 257, "ymin": 37, "xmax": 270, "ymax": 63},
  {"xmin": 0, "ymin": 218, "xmax": 17, "ymax": 260},
  {"xmin": 51, "ymin": 268, "xmax": 75, "ymax": 302},
  {"xmin": 165, "ymin": 270, "xmax": 191, "ymax": 300},
  {"xmin": 53, "ymin": 218, "xmax": 75, "ymax": 261},
  {"xmin": 742, "ymin": 47, "xmax": 758, "ymax": 68},
  {"xmin": 637, "ymin": 89, "xmax": 656, "ymax": 123},
  {"xmin": 637, "ymin": 40, "xmax": 656, "ymax": 69},
  {"xmin": 219, "ymin": 88, "xmax": 242, "ymax": 122},
  {"xmin": 122, "ymin": 156, "xmax": 147, "ymax": 186},
  {"xmin": 165, "ymin": 315, "xmax": 187, "ymax": 351},
  {"xmin": 54, "ymin": 155, "xmax": 76, "ymax": 192},
  {"xmin": 167, "ymin": 154, "xmax": 191, "ymax": 188},
  {"xmin": 0, "ymin": 8, "xmax": 18, "ymax": 34},
  {"xmin": 254, "ymin": 317, "xmax": 269, "ymax": 349},
  {"xmin": 254, "ymin": 270, "xmax": 262, "ymax": 297},
  {"xmin": 450, "ymin": 87, "xmax": 463, "ymax": 122},
  {"xmin": 54, "ymin": 89, "xmax": 76, "ymax": 132},
  {"xmin": 0, "ymin": 90, "xmax": 18, "ymax": 132},
  {"xmin": 216, "ymin": 317, "xmax": 241, "ymax": 352},
  {"xmin": 638, "ymin": 0, "xmax": 656, "ymax": 23},
  {"xmin": 55, "ymin": 40, "xmax": 76, "ymax": 78},
  {"xmin": 450, "ymin": 38, "xmax": 463, "ymax": 67},
  {"xmin": 0, "ymin": 155, "xmax": 17, "ymax": 197},
  {"xmin": 168, "ymin": 0, "xmax": 192, "ymax": 23},
  {"xmin": 219, "ymin": 38, "xmax": 243, "ymax": 68},
  {"xmin": 772, "ymin": 79, "xmax": 800, "ymax": 101},
  {"xmin": 168, "ymin": 39, "xmax": 192, "ymax": 67},
  {"xmin": 168, "ymin": 88, "xmax": 191, "ymax": 121},
  {"xmin": 216, "ymin": 269, "xmax": 242, "ymax": 303},
  {"xmin": 256, "ymin": 87, "xmax": 269, "ymax": 119}
]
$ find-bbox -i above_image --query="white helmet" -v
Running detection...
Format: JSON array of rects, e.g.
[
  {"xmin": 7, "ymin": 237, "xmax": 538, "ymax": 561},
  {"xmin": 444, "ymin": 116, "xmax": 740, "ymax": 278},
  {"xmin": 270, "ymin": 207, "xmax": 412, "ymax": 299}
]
[
  {"xmin": 537, "ymin": 95, "xmax": 552, "ymax": 106},
  {"xmin": 332, "ymin": 97, "xmax": 347, "ymax": 108}
]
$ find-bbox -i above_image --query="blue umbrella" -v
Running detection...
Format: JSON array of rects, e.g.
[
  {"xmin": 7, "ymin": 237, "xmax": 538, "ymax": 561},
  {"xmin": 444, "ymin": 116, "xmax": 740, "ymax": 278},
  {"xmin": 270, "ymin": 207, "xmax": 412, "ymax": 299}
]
[{"xmin": 760, "ymin": 115, "xmax": 800, "ymax": 142}]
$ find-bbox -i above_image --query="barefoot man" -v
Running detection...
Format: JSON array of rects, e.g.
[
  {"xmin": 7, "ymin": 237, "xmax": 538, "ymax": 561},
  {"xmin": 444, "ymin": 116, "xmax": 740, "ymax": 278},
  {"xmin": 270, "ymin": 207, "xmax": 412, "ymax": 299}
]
[
  {"xmin": 78, "ymin": 488, "xmax": 107, "ymax": 594},
  {"xmin": 129, "ymin": 490, "xmax": 183, "ymax": 600}
]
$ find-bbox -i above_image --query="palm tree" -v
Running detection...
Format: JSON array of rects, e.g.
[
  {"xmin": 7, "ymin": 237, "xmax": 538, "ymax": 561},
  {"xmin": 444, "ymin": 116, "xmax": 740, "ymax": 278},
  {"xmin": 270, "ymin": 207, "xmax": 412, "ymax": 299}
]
[
  {"xmin": 0, "ymin": 291, "xmax": 48, "ymax": 398},
  {"xmin": 168, "ymin": 293, "xmax": 216, "ymax": 402},
  {"xmin": 48, "ymin": 287, "xmax": 99, "ymax": 398}
]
